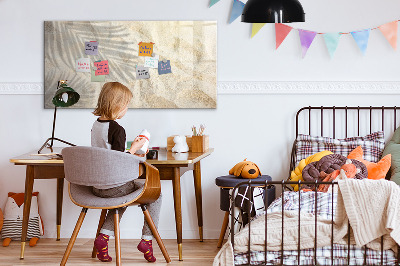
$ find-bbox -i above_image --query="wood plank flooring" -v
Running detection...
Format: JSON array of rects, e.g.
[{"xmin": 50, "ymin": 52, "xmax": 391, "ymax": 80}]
[{"xmin": 0, "ymin": 239, "xmax": 222, "ymax": 265}]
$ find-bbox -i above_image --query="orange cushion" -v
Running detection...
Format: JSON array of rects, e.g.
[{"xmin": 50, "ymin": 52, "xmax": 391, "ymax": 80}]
[{"xmin": 347, "ymin": 146, "xmax": 391, "ymax": 180}]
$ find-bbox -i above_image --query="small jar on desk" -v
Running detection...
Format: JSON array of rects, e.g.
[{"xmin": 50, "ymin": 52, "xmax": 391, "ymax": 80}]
[{"xmin": 215, "ymin": 175, "xmax": 275, "ymax": 248}]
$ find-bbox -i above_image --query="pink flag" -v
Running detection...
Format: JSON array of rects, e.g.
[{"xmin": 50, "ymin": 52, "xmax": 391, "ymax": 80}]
[
  {"xmin": 298, "ymin": 29, "xmax": 317, "ymax": 58},
  {"xmin": 378, "ymin": 21, "xmax": 398, "ymax": 50},
  {"xmin": 275, "ymin": 23, "xmax": 293, "ymax": 49}
]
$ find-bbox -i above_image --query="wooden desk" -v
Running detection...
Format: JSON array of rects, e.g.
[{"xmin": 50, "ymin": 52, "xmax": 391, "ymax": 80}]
[{"xmin": 10, "ymin": 147, "xmax": 213, "ymax": 261}]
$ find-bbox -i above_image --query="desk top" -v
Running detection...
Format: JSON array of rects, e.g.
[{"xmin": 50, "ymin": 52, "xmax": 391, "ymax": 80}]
[{"xmin": 10, "ymin": 147, "xmax": 214, "ymax": 166}]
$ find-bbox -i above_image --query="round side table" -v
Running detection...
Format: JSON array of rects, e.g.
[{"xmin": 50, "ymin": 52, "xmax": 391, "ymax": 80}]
[{"xmin": 215, "ymin": 175, "xmax": 275, "ymax": 248}]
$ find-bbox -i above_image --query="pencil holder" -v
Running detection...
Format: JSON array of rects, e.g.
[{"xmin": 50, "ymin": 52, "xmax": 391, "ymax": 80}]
[{"xmin": 191, "ymin": 135, "xmax": 209, "ymax": 153}]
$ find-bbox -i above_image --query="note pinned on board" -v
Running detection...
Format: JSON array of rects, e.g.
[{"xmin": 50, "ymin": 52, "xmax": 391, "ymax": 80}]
[
  {"xmin": 136, "ymin": 66, "xmax": 150, "ymax": 79},
  {"xmin": 158, "ymin": 60, "xmax": 172, "ymax": 75},
  {"xmin": 138, "ymin": 42, "xmax": 155, "ymax": 57},
  {"xmin": 85, "ymin": 41, "xmax": 98, "ymax": 55},
  {"xmin": 144, "ymin": 56, "xmax": 159, "ymax": 68},
  {"xmin": 91, "ymin": 69, "xmax": 105, "ymax": 82},
  {"xmin": 76, "ymin": 58, "xmax": 91, "ymax": 72},
  {"xmin": 94, "ymin": 60, "xmax": 109, "ymax": 76}
]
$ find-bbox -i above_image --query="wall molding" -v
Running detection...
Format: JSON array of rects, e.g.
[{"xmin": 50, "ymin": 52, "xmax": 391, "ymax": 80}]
[
  {"xmin": 0, "ymin": 83, "xmax": 43, "ymax": 94},
  {"xmin": 1, "ymin": 81, "xmax": 400, "ymax": 95},
  {"xmin": 218, "ymin": 81, "xmax": 400, "ymax": 94}
]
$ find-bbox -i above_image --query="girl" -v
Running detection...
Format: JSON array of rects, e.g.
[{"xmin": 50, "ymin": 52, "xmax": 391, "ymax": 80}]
[{"xmin": 91, "ymin": 82, "xmax": 161, "ymax": 263}]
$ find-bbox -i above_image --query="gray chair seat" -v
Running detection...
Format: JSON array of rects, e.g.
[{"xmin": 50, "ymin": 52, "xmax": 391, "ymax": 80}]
[{"xmin": 69, "ymin": 180, "xmax": 145, "ymax": 208}]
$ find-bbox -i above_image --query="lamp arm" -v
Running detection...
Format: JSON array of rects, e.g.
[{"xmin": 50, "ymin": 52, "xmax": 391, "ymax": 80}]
[{"xmin": 50, "ymin": 105, "xmax": 57, "ymax": 148}]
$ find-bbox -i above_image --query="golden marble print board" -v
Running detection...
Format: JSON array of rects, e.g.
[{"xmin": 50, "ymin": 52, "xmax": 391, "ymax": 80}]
[{"xmin": 44, "ymin": 21, "xmax": 217, "ymax": 109}]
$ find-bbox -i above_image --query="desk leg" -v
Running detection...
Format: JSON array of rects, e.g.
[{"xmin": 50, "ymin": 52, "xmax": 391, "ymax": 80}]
[
  {"xmin": 172, "ymin": 167, "xmax": 183, "ymax": 261},
  {"xmin": 193, "ymin": 161, "xmax": 203, "ymax": 242},
  {"xmin": 56, "ymin": 178, "xmax": 64, "ymax": 241},
  {"xmin": 20, "ymin": 165, "xmax": 34, "ymax": 259}
]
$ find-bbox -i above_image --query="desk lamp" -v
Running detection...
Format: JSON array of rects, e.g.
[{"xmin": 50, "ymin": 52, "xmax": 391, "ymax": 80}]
[
  {"xmin": 241, "ymin": 0, "xmax": 305, "ymax": 23},
  {"xmin": 38, "ymin": 80, "xmax": 80, "ymax": 154}
]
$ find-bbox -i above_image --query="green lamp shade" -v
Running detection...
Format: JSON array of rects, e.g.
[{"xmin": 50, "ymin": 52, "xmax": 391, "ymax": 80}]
[{"xmin": 52, "ymin": 85, "xmax": 80, "ymax": 107}]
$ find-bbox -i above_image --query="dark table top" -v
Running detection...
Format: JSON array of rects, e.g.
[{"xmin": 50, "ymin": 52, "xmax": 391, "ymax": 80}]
[{"xmin": 215, "ymin": 175, "xmax": 272, "ymax": 188}]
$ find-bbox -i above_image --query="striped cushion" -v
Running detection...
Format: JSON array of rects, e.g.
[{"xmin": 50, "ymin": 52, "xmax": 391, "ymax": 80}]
[
  {"xmin": 295, "ymin": 131, "xmax": 385, "ymax": 167},
  {"xmin": 1, "ymin": 217, "xmax": 41, "ymax": 240}
]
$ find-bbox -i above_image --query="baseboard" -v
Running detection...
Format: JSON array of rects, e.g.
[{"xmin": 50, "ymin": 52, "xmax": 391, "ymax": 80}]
[{"xmin": 1, "ymin": 81, "xmax": 400, "ymax": 95}]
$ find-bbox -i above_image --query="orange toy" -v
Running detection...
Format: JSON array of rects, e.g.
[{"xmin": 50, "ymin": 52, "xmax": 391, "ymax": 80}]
[
  {"xmin": 348, "ymin": 146, "xmax": 391, "ymax": 180},
  {"xmin": 229, "ymin": 159, "xmax": 261, "ymax": 179}
]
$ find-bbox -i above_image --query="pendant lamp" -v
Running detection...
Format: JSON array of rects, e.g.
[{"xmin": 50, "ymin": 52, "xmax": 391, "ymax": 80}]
[
  {"xmin": 38, "ymin": 80, "xmax": 80, "ymax": 154},
  {"xmin": 241, "ymin": 0, "xmax": 305, "ymax": 23}
]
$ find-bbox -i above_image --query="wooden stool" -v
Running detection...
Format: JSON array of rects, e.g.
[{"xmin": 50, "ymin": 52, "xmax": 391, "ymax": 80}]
[{"xmin": 215, "ymin": 175, "xmax": 275, "ymax": 248}]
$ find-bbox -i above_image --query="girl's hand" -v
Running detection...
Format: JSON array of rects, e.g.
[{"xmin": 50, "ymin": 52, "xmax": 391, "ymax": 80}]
[
  {"xmin": 129, "ymin": 137, "xmax": 147, "ymax": 155},
  {"xmin": 134, "ymin": 148, "xmax": 149, "ymax": 157}
]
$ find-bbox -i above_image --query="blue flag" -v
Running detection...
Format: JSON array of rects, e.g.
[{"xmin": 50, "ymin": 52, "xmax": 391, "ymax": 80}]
[
  {"xmin": 229, "ymin": 0, "xmax": 245, "ymax": 24},
  {"xmin": 351, "ymin": 29, "xmax": 370, "ymax": 55},
  {"xmin": 323, "ymin": 33, "xmax": 341, "ymax": 58}
]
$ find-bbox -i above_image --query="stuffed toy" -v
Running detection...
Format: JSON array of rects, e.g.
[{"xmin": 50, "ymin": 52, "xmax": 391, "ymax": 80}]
[
  {"xmin": 229, "ymin": 159, "xmax": 261, "ymax": 179},
  {"xmin": 301, "ymin": 154, "xmax": 368, "ymax": 191},
  {"xmin": 317, "ymin": 160, "xmax": 360, "ymax": 193},
  {"xmin": 348, "ymin": 146, "xmax": 391, "ymax": 180},
  {"xmin": 289, "ymin": 150, "xmax": 333, "ymax": 191},
  {"xmin": 1, "ymin": 192, "xmax": 44, "ymax": 247},
  {"xmin": 172, "ymin": 135, "xmax": 189, "ymax": 153}
]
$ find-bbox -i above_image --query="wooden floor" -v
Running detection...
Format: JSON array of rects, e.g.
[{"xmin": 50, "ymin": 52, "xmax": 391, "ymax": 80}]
[{"xmin": 0, "ymin": 239, "xmax": 221, "ymax": 265}]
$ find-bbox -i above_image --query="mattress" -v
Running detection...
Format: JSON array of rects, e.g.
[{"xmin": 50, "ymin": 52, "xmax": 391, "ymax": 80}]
[{"xmin": 233, "ymin": 191, "xmax": 397, "ymax": 265}]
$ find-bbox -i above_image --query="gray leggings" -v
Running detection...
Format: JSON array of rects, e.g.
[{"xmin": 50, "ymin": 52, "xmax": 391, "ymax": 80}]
[{"xmin": 92, "ymin": 180, "xmax": 162, "ymax": 240}]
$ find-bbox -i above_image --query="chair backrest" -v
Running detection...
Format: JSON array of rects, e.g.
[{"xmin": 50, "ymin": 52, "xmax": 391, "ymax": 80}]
[{"xmin": 62, "ymin": 146, "xmax": 145, "ymax": 187}]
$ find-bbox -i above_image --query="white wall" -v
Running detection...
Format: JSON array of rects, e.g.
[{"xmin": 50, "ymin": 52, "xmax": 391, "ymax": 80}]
[{"xmin": 1, "ymin": 0, "xmax": 400, "ymax": 239}]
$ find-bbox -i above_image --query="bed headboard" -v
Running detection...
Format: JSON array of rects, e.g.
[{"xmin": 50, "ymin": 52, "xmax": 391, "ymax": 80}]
[{"xmin": 290, "ymin": 106, "xmax": 400, "ymax": 179}]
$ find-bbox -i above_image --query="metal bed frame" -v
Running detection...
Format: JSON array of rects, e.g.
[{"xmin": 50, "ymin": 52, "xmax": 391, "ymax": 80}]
[{"xmin": 230, "ymin": 106, "xmax": 400, "ymax": 266}]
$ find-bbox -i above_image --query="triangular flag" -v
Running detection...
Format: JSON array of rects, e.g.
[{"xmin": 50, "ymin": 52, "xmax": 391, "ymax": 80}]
[
  {"xmin": 378, "ymin": 21, "xmax": 398, "ymax": 50},
  {"xmin": 229, "ymin": 0, "xmax": 245, "ymax": 24},
  {"xmin": 251, "ymin": 23, "xmax": 266, "ymax": 38},
  {"xmin": 209, "ymin": 0, "xmax": 220, "ymax": 7},
  {"xmin": 351, "ymin": 29, "xmax": 370, "ymax": 55},
  {"xmin": 298, "ymin": 29, "xmax": 317, "ymax": 58},
  {"xmin": 323, "ymin": 33, "xmax": 341, "ymax": 58},
  {"xmin": 275, "ymin": 23, "xmax": 293, "ymax": 49}
]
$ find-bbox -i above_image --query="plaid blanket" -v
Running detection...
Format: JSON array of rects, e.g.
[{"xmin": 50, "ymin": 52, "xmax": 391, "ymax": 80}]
[{"xmin": 234, "ymin": 191, "xmax": 397, "ymax": 265}]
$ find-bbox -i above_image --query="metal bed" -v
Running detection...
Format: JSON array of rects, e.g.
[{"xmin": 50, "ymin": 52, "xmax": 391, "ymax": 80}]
[{"xmin": 230, "ymin": 106, "xmax": 400, "ymax": 266}]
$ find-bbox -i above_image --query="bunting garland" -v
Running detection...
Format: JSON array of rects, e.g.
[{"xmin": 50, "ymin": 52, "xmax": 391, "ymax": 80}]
[
  {"xmin": 229, "ymin": 0, "xmax": 245, "ymax": 24},
  {"xmin": 208, "ymin": 2, "xmax": 399, "ymax": 58},
  {"xmin": 298, "ymin": 30, "xmax": 317, "ymax": 58},
  {"xmin": 275, "ymin": 23, "xmax": 292, "ymax": 49},
  {"xmin": 378, "ymin": 21, "xmax": 397, "ymax": 50},
  {"xmin": 251, "ymin": 23, "xmax": 266, "ymax": 38},
  {"xmin": 323, "ymin": 33, "xmax": 341, "ymax": 58},
  {"xmin": 209, "ymin": 0, "xmax": 220, "ymax": 8},
  {"xmin": 351, "ymin": 29, "xmax": 370, "ymax": 55}
]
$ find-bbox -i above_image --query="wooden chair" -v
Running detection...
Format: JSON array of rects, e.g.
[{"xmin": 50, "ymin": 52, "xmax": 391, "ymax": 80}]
[{"xmin": 60, "ymin": 146, "xmax": 171, "ymax": 265}]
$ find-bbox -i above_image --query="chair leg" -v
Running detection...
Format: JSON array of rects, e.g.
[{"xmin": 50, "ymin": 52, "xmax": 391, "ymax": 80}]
[
  {"xmin": 141, "ymin": 205, "xmax": 171, "ymax": 263},
  {"xmin": 60, "ymin": 208, "xmax": 88, "ymax": 266},
  {"xmin": 91, "ymin": 209, "xmax": 108, "ymax": 258},
  {"xmin": 114, "ymin": 209, "xmax": 121, "ymax": 266},
  {"xmin": 217, "ymin": 211, "xmax": 230, "ymax": 248}
]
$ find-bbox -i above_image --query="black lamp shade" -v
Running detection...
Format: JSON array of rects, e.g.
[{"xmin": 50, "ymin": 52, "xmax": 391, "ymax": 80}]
[
  {"xmin": 241, "ymin": 0, "xmax": 305, "ymax": 23},
  {"xmin": 52, "ymin": 85, "xmax": 80, "ymax": 107}
]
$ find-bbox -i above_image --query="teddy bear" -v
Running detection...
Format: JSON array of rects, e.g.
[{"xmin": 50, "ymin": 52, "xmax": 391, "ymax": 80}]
[
  {"xmin": 172, "ymin": 135, "xmax": 189, "ymax": 153},
  {"xmin": 229, "ymin": 159, "xmax": 261, "ymax": 179},
  {"xmin": 1, "ymin": 192, "xmax": 44, "ymax": 247}
]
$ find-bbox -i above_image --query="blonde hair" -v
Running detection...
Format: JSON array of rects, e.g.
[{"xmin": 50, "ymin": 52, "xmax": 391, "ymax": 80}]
[{"xmin": 93, "ymin": 82, "xmax": 133, "ymax": 120}]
